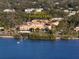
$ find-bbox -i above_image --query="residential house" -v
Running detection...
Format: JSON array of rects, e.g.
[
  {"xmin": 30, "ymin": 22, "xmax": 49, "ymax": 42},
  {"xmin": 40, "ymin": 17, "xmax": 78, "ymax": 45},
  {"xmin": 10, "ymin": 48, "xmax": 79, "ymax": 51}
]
[
  {"xmin": 25, "ymin": 8, "xmax": 43, "ymax": 13},
  {"xmin": 32, "ymin": 19, "xmax": 49, "ymax": 23},
  {"xmin": 0, "ymin": 27, "xmax": 4, "ymax": 31},
  {"xmin": 74, "ymin": 27, "xmax": 79, "ymax": 32},
  {"xmin": 19, "ymin": 25, "xmax": 30, "ymax": 31},
  {"xmin": 3, "ymin": 9, "xmax": 15, "ymax": 12},
  {"xmin": 18, "ymin": 18, "xmax": 61, "ymax": 33},
  {"xmin": 51, "ymin": 18, "xmax": 63, "ymax": 21},
  {"xmin": 64, "ymin": 10, "xmax": 70, "ymax": 13},
  {"xmin": 68, "ymin": 11, "xmax": 76, "ymax": 16},
  {"xmin": 51, "ymin": 21, "xmax": 59, "ymax": 26},
  {"xmin": 55, "ymin": 2, "xmax": 60, "ymax": 5},
  {"xmin": 19, "ymin": 21, "xmax": 45, "ymax": 30},
  {"xmin": 25, "ymin": 8, "xmax": 34, "ymax": 13},
  {"xmin": 77, "ymin": 10, "xmax": 79, "ymax": 13},
  {"xmin": 35, "ymin": 8, "xmax": 43, "ymax": 13}
]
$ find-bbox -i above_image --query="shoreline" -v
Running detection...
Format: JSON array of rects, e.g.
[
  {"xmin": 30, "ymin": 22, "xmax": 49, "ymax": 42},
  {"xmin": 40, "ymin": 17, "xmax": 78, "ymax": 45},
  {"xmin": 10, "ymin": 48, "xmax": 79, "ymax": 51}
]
[
  {"xmin": 0, "ymin": 35, "xmax": 79, "ymax": 40},
  {"xmin": 0, "ymin": 36, "xmax": 14, "ymax": 38}
]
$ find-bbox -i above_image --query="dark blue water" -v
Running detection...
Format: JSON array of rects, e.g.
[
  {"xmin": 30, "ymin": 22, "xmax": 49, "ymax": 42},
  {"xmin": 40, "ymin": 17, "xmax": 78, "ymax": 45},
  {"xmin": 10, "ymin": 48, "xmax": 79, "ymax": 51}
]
[{"xmin": 0, "ymin": 38, "xmax": 79, "ymax": 59}]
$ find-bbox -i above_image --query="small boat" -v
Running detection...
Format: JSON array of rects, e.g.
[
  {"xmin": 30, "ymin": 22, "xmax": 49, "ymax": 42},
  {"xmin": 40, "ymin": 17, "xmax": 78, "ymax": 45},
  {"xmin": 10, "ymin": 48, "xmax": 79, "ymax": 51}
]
[{"xmin": 17, "ymin": 41, "xmax": 20, "ymax": 44}]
